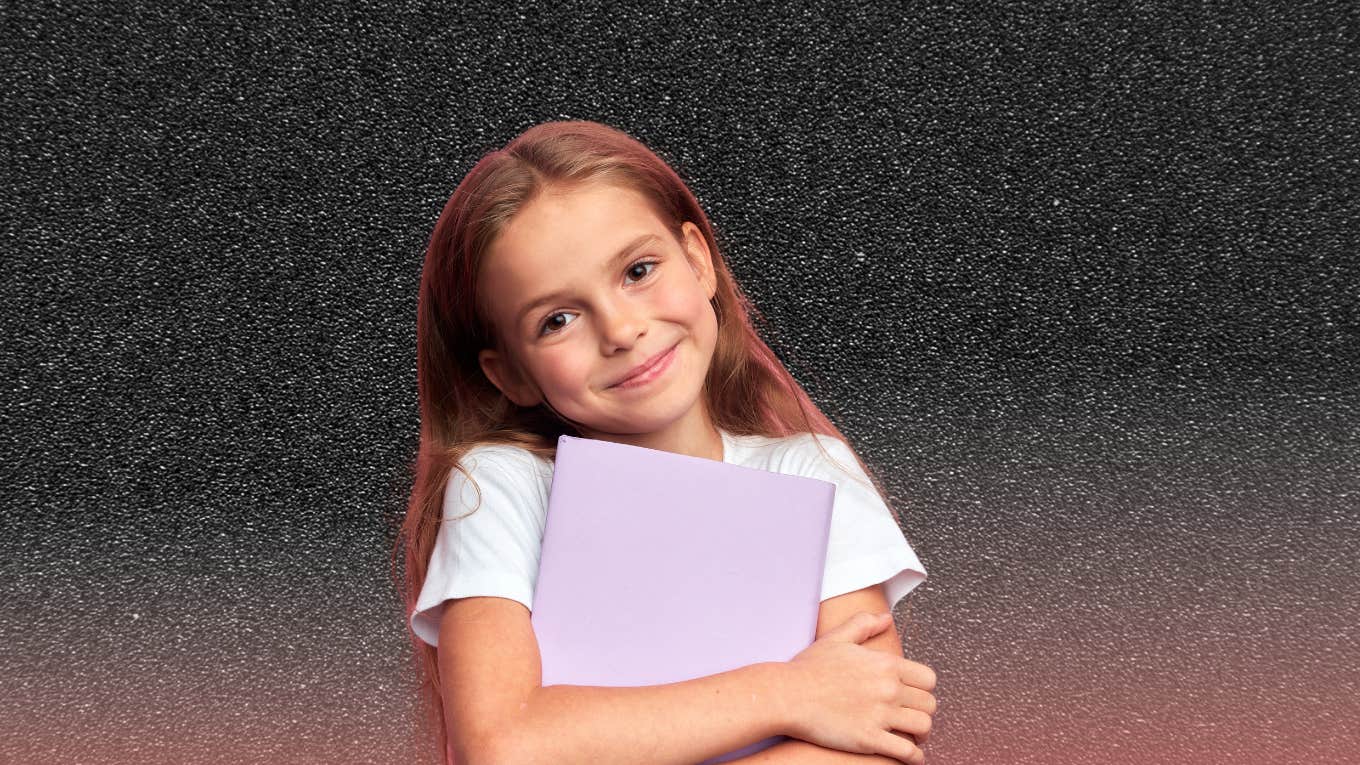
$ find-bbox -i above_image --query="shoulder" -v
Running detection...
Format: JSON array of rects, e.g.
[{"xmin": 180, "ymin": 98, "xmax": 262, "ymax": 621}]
[
  {"xmin": 456, "ymin": 442, "xmax": 551, "ymax": 479},
  {"xmin": 456, "ymin": 438, "xmax": 552, "ymax": 479},
  {"xmin": 777, "ymin": 433, "xmax": 866, "ymax": 483},
  {"xmin": 780, "ymin": 432, "xmax": 852, "ymax": 460},
  {"xmin": 724, "ymin": 430, "xmax": 842, "ymax": 469},
  {"xmin": 726, "ymin": 430, "xmax": 870, "ymax": 487},
  {"xmin": 443, "ymin": 443, "xmax": 552, "ymax": 518}
]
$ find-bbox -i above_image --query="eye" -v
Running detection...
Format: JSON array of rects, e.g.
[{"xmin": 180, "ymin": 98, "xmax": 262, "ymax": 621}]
[
  {"xmin": 536, "ymin": 258, "xmax": 660, "ymax": 338},
  {"xmin": 624, "ymin": 259, "xmax": 658, "ymax": 284},
  {"xmin": 537, "ymin": 310, "xmax": 574, "ymax": 337}
]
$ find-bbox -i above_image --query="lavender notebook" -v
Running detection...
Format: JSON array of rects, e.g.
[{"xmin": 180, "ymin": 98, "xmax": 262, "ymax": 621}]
[{"xmin": 530, "ymin": 434, "xmax": 836, "ymax": 764}]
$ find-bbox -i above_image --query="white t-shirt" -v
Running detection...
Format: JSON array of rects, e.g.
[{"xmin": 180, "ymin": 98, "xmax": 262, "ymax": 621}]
[{"xmin": 410, "ymin": 428, "xmax": 927, "ymax": 647}]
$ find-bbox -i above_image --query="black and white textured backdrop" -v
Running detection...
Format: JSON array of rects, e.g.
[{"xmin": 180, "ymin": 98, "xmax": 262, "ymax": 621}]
[{"xmin": 2, "ymin": 1, "xmax": 1357, "ymax": 763}]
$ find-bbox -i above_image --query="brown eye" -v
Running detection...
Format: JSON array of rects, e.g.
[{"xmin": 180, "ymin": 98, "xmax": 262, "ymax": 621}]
[
  {"xmin": 625, "ymin": 260, "xmax": 658, "ymax": 283},
  {"xmin": 538, "ymin": 311, "xmax": 574, "ymax": 337}
]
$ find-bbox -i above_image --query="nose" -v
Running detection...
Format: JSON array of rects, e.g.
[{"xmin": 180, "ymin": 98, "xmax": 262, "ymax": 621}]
[{"xmin": 598, "ymin": 300, "xmax": 646, "ymax": 353}]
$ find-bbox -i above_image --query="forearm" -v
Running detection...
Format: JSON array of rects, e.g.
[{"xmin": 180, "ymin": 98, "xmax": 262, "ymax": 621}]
[
  {"xmin": 724, "ymin": 738, "xmax": 905, "ymax": 764},
  {"xmin": 497, "ymin": 661, "xmax": 791, "ymax": 765}
]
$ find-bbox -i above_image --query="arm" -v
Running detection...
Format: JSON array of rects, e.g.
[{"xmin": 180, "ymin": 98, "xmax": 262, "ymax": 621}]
[
  {"xmin": 443, "ymin": 589, "xmax": 916, "ymax": 765},
  {"xmin": 440, "ymin": 596, "xmax": 797, "ymax": 765},
  {"xmin": 723, "ymin": 739, "xmax": 906, "ymax": 763},
  {"xmin": 494, "ymin": 585, "xmax": 913, "ymax": 765},
  {"xmin": 723, "ymin": 585, "xmax": 923, "ymax": 764},
  {"xmin": 503, "ymin": 661, "xmax": 792, "ymax": 765}
]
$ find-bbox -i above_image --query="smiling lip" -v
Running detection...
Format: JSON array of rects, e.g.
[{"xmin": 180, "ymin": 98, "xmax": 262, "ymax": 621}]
[{"xmin": 610, "ymin": 343, "xmax": 678, "ymax": 388}]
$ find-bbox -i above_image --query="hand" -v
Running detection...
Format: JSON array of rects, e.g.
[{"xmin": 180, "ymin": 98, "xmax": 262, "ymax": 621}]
[{"xmin": 780, "ymin": 611, "xmax": 937, "ymax": 764}]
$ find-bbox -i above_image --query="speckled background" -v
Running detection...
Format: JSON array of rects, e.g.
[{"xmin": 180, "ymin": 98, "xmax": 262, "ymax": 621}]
[{"xmin": 3, "ymin": 1, "xmax": 1357, "ymax": 764}]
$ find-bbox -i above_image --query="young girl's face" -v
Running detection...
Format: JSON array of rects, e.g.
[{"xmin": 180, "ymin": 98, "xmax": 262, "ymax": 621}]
[{"xmin": 477, "ymin": 180, "xmax": 720, "ymax": 439}]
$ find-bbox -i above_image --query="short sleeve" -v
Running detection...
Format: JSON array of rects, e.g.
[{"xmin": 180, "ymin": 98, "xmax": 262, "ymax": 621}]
[
  {"xmin": 793, "ymin": 435, "xmax": 927, "ymax": 611},
  {"xmin": 409, "ymin": 448, "xmax": 548, "ymax": 648}
]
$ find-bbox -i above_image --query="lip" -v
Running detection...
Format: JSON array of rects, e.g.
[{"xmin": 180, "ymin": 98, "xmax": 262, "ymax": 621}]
[{"xmin": 609, "ymin": 343, "xmax": 679, "ymax": 389}]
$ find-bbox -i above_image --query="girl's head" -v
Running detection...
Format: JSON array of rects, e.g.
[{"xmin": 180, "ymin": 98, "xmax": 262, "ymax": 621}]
[
  {"xmin": 415, "ymin": 119, "xmax": 794, "ymax": 450},
  {"xmin": 474, "ymin": 176, "xmax": 721, "ymax": 441},
  {"xmin": 397, "ymin": 120, "xmax": 887, "ymax": 764},
  {"xmin": 413, "ymin": 119, "xmax": 848, "ymax": 451}
]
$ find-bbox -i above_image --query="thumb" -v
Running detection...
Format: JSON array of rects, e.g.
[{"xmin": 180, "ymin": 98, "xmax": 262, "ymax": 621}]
[{"xmin": 824, "ymin": 611, "xmax": 892, "ymax": 642}]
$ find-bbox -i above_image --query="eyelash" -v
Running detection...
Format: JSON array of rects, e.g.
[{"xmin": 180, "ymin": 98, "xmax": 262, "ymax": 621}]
[{"xmin": 537, "ymin": 259, "xmax": 660, "ymax": 337}]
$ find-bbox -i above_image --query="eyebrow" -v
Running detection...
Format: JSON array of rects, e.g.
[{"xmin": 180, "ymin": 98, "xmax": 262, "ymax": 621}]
[{"xmin": 515, "ymin": 233, "xmax": 662, "ymax": 326}]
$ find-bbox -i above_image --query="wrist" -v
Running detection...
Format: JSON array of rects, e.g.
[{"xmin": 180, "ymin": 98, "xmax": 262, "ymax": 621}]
[{"xmin": 758, "ymin": 661, "xmax": 802, "ymax": 739}]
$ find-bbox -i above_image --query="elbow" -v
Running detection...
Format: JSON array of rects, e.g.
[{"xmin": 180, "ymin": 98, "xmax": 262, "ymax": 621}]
[
  {"xmin": 455, "ymin": 732, "xmax": 506, "ymax": 765},
  {"xmin": 465, "ymin": 729, "xmax": 529, "ymax": 765}
]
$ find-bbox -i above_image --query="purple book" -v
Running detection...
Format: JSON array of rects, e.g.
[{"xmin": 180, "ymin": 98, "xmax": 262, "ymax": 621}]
[{"xmin": 530, "ymin": 434, "xmax": 836, "ymax": 763}]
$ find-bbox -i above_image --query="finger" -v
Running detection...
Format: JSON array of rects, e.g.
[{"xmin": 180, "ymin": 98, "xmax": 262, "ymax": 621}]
[
  {"xmin": 895, "ymin": 685, "xmax": 938, "ymax": 716},
  {"xmin": 898, "ymin": 658, "xmax": 937, "ymax": 692},
  {"xmin": 876, "ymin": 729, "xmax": 922, "ymax": 765},
  {"xmin": 892, "ymin": 706, "xmax": 933, "ymax": 745}
]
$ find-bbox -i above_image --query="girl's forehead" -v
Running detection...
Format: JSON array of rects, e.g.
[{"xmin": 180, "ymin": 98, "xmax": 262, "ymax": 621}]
[
  {"xmin": 527, "ymin": 181, "xmax": 656, "ymax": 231},
  {"xmin": 492, "ymin": 183, "xmax": 665, "ymax": 270}
]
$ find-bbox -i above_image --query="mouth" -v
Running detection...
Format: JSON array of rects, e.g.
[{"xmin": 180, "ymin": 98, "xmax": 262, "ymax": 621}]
[{"xmin": 609, "ymin": 342, "xmax": 679, "ymax": 389}]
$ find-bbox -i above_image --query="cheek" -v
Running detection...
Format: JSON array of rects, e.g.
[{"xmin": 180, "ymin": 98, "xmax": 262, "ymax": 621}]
[
  {"xmin": 673, "ymin": 279, "xmax": 718, "ymax": 350},
  {"xmin": 536, "ymin": 350, "xmax": 593, "ymax": 389},
  {"xmin": 660, "ymin": 271, "xmax": 711, "ymax": 319}
]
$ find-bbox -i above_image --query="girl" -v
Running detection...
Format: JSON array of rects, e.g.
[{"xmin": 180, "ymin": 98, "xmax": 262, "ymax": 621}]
[{"xmin": 395, "ymin": 120, "xmax": 935, "ymax": 765}]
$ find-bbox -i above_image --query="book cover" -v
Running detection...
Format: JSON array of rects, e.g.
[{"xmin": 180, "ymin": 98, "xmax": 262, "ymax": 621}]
[{"xmin": 531, "ymin": 434, "xmax": 836, "ymax": 763}]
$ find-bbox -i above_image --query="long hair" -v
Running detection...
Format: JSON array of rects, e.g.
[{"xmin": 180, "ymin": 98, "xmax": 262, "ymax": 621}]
[{"xmin": 391, "ymin": 119, "xmax": 916, "ymax": 764}]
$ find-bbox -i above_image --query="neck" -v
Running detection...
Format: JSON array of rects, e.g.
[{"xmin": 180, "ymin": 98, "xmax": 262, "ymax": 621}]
[{"xmin": 579, "ymin": 407, "xmax": 724, "ymax": 462}]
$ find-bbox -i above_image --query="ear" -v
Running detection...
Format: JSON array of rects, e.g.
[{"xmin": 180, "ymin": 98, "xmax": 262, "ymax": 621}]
[
  {"xmin": 478, "ymin": 347, "xmax": 543, "ymax": 408},
  {"xmin": 680, "ymin": 221, "xmax": 717, "ymax": 300}
]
